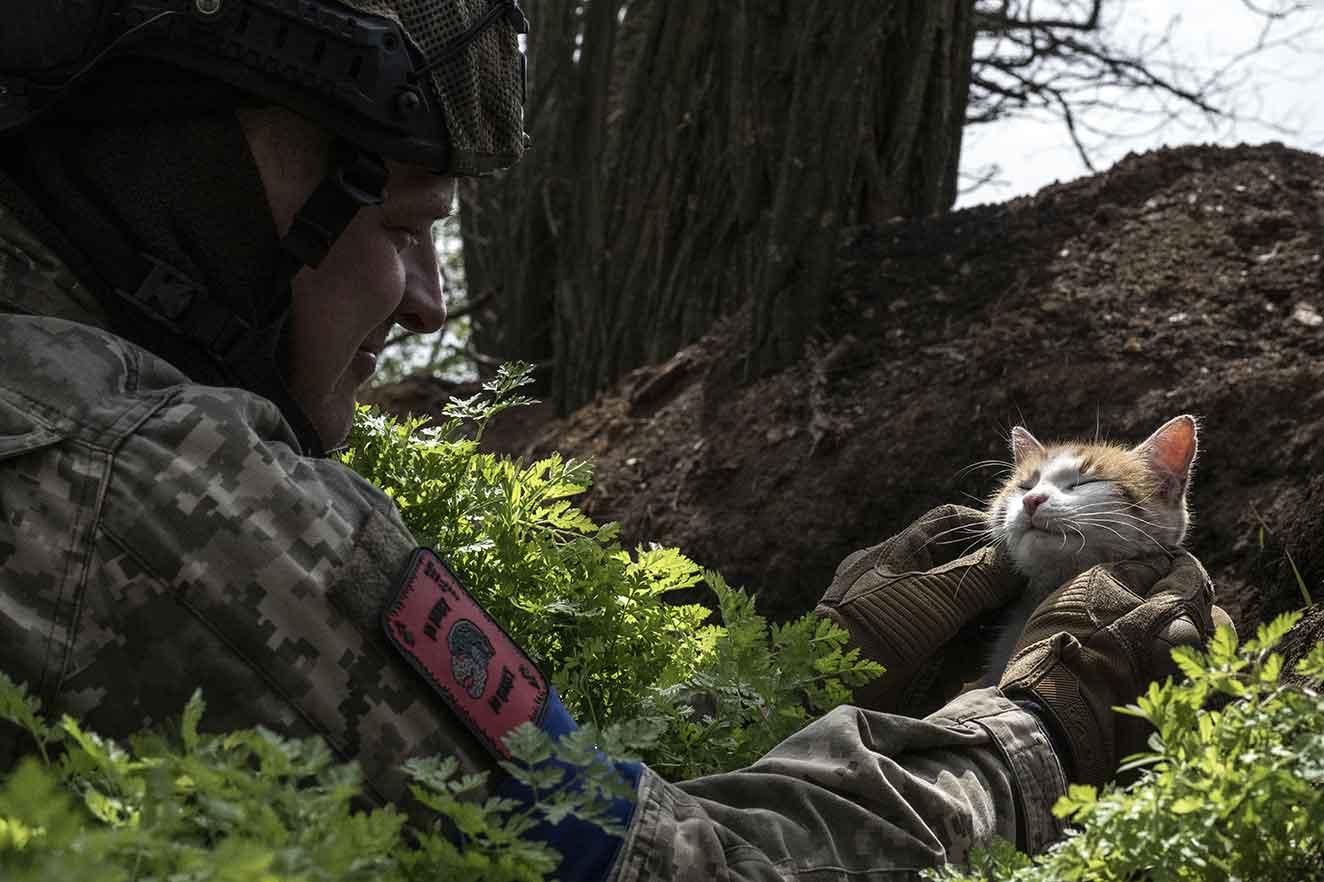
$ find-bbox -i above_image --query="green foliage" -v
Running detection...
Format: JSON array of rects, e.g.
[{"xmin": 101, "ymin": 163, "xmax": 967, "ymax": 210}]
[
  {"xmin": 340, "ymin": 362, "xmax": 882, "ymax": 769},
  {"xmin": 0, "ymin": 676, "xmax": 647, "ymax": 881},
  {"xmin": 1, "ymin": 362, "xmax": 879, "ymax": 879},
  {"xmin": 925, "ymin": 613, "xmax": 1324, "ymax": 882},
  {"xmin": 632, "ymin": 572, "xmax": 883, "ymax": 780}
]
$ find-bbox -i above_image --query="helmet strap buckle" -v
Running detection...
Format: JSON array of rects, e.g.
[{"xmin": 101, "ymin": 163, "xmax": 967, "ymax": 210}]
[
  {"xmin": 278, "ymin": 145, "xmax": 388, "ymax": 272},
  {"xmin": 120, "ymin": 253, "xmax": 253, "ymax": 359}
]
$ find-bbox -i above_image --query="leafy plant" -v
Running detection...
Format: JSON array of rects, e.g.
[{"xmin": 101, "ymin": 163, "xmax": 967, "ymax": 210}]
[
  {"xmin": 0, "ymin": 361, "xmax": 880, "ymax": 879},
  {"xmin": 340, "ymin": 362, "xmax": 883, "ymax": 769},
  {"xmin": 0, "ymin": 675, "xmax": 653, "ymax": 882},
  {"xmin": 926, "ymin": 612, "xmax": 1324, "ymax": 882}
]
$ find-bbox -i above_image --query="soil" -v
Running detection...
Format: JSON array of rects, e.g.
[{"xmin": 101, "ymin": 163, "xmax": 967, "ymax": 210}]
[{"xmin": 366, "ymin": 141, "xmax": 1324, "ymax": 683}]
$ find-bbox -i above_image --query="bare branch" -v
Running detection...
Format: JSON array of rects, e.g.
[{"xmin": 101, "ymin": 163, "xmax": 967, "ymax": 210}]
[
  {"xmin": 966, "ymin": 0, "xmax": 1323, "ymax": 173},
  {"xmin": 957, "ymin": 161, "xmax": 1008, "ymax": 196}
]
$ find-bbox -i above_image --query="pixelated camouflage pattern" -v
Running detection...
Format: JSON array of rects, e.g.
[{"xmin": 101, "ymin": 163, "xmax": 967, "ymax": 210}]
[
  {"xmin": 0, "ymin": 211, "xmax": 495, "ymax": 798},
  {"xmin": 612, "ymin": 688, "xmax": 1066, "ymax": 881},
  {"xmin": 1, "ymin": 210, "xmax": 1070, "ymax": 880},
  {"xmin": 0, "ymin": 203, "xmax": 108, "ymax": 326}
]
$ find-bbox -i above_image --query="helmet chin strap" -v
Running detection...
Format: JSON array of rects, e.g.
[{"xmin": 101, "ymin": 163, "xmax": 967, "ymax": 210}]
[
  {"xmin": 122, "ymin": 142, "xmax": 388, "ymax": 457},
  {"xmin": 239, "ymin": 143, "xmax": 390, "ymax": 455},
  {"xmin": 10, "ymin": 102, "xmax": 391, "ymax": 458},
  {"xmin": 278, "ymin": 144, "xmax": 388, "ymax": 275}
]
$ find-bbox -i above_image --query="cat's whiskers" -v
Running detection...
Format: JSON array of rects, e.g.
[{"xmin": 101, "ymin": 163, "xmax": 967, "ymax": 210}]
[
  {"xmin": 1073, "ymin": 516, "xmax": 1171, "ymax": 555},
  {"xmin": 954, "ymin": 459, "xmax": 1014, "ymax": 481},
  {"xmin": 1075, "ymin": 497, "xmax": 1170, "ymax": 524},
  {"xmin": 917, "ymin": 529, "xmax": 1002, "ymax": 571},
  {"xmin": 901, "ymin": 512, "xmax": 994, "ymax": 556},
  {"xmin": 1074, "ymin": 505, "xmax": 1171, "ymax": 531},
  {"xmin": 916, "ymin": 519, "xmax": 995, "ymax": 548},
  {"xmin": 948, "ymin": 531, "xmax": 1009, "ymax": 597},
  {"xmin": 1064, "ymin": 522, "xmax": 1088, "ymax": 555},
  {"xmin": 928, "ymin": 532, "xmax": 1001, "ymax": 564},
  {"xmin": 919, "ymin": 511, "xmax": 995, "ymax": 524}
]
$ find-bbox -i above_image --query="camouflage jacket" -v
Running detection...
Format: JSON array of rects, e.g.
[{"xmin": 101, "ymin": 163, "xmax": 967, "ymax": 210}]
[{"xmin": 0, "ymin": 203, "xmax": 1066, "ymax": 880}]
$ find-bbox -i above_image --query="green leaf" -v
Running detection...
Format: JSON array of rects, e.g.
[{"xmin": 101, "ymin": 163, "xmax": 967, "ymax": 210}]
[
  {"xmin": 1171, "ymin": 645, "xmax": 1206, "ymax": 682},
  {"xmin": 1254, "ymin": 612, "xmax": 1300, "ymax": 654},
  {"xmin": 1208, "ymin": 624, "xmax": 1240, "ymax": 666},
  {"xmin": 1052, "ymin": 783, "xmax": 1097, "ymax": 819},
  {"xmin": 180, "ymin": 689, "xmax": 205, "ymax": 752},
  {"xmin": 0, "ymin": 674, "xmax": 55, "ymax": 763},
  {"xmin": 1170, "ymin": 795, "xmax": 1204, "ymax": 815}
]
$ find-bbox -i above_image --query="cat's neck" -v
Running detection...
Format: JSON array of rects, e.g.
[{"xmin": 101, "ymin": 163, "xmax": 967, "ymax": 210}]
[
  {"xmin": 1022, "ymin": 560, "xmax": 1086, "ymax": 602},
  {"xmin": 1015, "ymin": 542, "xmax": 1180, "ymax": 602}
]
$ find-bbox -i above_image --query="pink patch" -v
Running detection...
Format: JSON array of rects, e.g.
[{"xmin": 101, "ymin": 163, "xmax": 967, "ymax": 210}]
[{"xmin": 383, "ymin": 549, "xmax": 549, "ymax": 758}]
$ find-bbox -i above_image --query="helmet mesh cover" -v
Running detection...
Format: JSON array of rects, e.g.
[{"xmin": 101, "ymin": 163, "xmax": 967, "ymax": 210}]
[{"xmin": 345, "ymin": 0, "xmax": 526, "ymax": 175}]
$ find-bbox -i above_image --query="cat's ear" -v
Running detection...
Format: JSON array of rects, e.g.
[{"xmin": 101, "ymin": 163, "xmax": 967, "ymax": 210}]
[
  {"xmin": 1009, "ymin": 426, "xmax": 1045, "ymax": 465},
  {"xmin": 1135, "ymin": 415, "xmax": 1198, "ymax": 499}
]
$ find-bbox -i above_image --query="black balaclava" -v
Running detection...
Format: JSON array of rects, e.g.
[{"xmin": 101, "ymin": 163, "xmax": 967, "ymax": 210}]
[{"xmin": 1, "ymin": 60, "xmax": 331, "ymax": 455}]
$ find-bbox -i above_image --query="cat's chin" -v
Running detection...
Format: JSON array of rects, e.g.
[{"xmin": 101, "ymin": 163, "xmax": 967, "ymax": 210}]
[
  {"xmin": 1007, "ymin": 528, "xmax": 1102, "ymax": 593},
  {"xmin": 1008, "ymin": 524, "xmax": 1072, "ymax": 552}
]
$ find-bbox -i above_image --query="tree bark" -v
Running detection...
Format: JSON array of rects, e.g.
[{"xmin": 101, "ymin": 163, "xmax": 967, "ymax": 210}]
[{"xmin": 465, "ymin": 0, "xmax": 978, "ymax": 410}]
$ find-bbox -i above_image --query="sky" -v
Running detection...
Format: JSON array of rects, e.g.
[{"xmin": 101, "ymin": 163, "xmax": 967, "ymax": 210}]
[{"xmin": 957, "ymin": 1, "xmax": 1324, "ymax": 208}]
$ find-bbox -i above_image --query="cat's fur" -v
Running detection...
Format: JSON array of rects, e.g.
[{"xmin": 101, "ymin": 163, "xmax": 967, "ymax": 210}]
[{"xmin": 980, "ymin": 414, "xmax": 1199, "ymax": 681}]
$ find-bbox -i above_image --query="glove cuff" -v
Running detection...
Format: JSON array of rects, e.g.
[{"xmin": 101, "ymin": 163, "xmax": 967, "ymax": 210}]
[
  {"xmin": 1002, "ymin": 634, "xmax": 1114, "ymax": 786},
  {"xmin": 1010, "ymin": 695, "xmax": 1074, "ymax": 773}
]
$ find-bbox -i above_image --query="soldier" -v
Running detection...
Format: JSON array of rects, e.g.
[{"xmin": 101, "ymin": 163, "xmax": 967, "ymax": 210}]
[{"xmin": 0, "ymin": 2, "xmax": 1219, "ymax": 880}]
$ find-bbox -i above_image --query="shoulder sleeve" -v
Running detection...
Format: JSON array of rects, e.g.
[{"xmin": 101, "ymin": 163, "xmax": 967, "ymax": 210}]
[
  {"xmin": 84, "ymin": 384, "xmax": 494, "ymax": 803},
  {"xmin": 609, "ymin": 688, "xmax": 1067, "ymax": 882}
]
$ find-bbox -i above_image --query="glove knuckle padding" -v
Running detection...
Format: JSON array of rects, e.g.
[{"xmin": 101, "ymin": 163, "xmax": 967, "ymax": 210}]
[
  {"xmin": 889, "ymin": 504, "xmax": 986, "ymax": 570},
  {"xmin": 1007, "ymin": 633, "xmax": 1115, "ymax": 786},
  {"xmin": 1002, "ymin": 551, "xmax": 1222, "ymax": 785},
  {"xmin": 816, "ymin": 506, "xmax": 1022, "ymax": 703},
  {"xmin": 1004, "ymin": 562, "xmax": 1149, "ymax": 780},
  {"xmin": 825, "ymin": 547, "xmax": 1014, "ymax": 667}
]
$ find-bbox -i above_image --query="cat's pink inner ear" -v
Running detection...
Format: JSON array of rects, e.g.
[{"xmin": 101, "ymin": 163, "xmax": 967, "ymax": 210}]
[
  {"xmin": 1140, "ymin": 415, "xmax": 1198, "ymax": 495},
  {"xmin": 1010, "ymin": 426, "xmax": 1045, "ymax": 465}
]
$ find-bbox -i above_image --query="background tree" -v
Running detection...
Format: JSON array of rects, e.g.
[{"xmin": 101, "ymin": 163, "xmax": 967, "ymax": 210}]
[
  {"xmin": 458, "ymin": 0, "xmax": 1316, "ymax": 412},
  {"xmin": 462, "ymin": 1, "xmax": 975, "ymax": 409}
]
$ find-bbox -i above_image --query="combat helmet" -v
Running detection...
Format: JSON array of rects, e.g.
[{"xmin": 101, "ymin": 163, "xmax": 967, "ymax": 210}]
[{"xmin": 0, "ymin": 0, "xmax": 528, "ymax": 453}]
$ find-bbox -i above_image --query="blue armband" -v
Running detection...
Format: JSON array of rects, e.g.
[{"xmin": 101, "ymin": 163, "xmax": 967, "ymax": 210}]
[
  {"xmin": 383, "ymin": 549, "xmax": 640, "ymax": 881},
  {"xmin": 497, "ymin": 686, "xmax": 641, "ymax": 881}
]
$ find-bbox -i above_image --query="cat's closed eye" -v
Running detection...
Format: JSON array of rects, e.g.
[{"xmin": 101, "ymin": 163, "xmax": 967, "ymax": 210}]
[{"xmin": 1068, "ymin": 478, "xmax": 1103, "ymax": 489}]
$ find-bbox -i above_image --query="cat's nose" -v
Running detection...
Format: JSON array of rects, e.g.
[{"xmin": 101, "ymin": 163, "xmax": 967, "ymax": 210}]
[{"xmin": 1022, "ymin": 492, "xmax": 1049, "ymax": 517}]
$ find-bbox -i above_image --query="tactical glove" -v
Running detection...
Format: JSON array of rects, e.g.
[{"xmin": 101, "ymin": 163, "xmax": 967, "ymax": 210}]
[
  {"xmin": 998, "ymin": 552, "xmax": 1218, "ymax": 786},
  {"xmin": 816, "ymin": 505, "xmax": 1024, "ymax": 712}
]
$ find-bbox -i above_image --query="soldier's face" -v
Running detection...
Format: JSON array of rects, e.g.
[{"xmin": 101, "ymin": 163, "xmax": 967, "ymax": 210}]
[{"xmin": 239, "ymin": 107, "xmax": 452, "ymax": 448}]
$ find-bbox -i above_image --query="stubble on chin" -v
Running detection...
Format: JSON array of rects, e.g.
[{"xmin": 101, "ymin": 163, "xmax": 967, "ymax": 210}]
[
  {"xmin": 298, "ymin": 377, "xmax": 358, "ymax": 452},
  {"xmin": 324, "ymin": 389, "xmax": 359, "ymax": 451}
]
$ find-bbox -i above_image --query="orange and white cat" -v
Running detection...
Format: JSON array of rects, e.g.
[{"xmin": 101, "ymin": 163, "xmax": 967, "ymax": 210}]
[{"xmin": 981, "ymin": 415, "xmax": 1199, "ymax": 680}]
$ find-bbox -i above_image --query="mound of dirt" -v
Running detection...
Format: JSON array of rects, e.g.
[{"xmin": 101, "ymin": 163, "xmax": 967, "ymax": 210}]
[{"xmin": 374, "ymin": 142, "xmax": 1324, "ymax": 667}]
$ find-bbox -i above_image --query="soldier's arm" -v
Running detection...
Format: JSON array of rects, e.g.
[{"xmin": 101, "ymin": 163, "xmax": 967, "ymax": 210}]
[
  {"xmin": 108, "ymin": 385, "xmax": 1067, "ymax": 880},
  {"xmin": 609, "ymin": 688, "xmax": 1066, "ymax": 882},
  {"xmin": 10, "ymin": 336, "xmax": 1063, "ymax": 880},
  {"xmin": 54, "ymin": 373, "xmax": 497, "ymax": 804}
]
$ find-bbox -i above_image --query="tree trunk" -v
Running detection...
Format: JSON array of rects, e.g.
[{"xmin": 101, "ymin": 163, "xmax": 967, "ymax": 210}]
[{"xmin": 465, "ymin": 0, "xmax": 977, "ymax": 410}]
